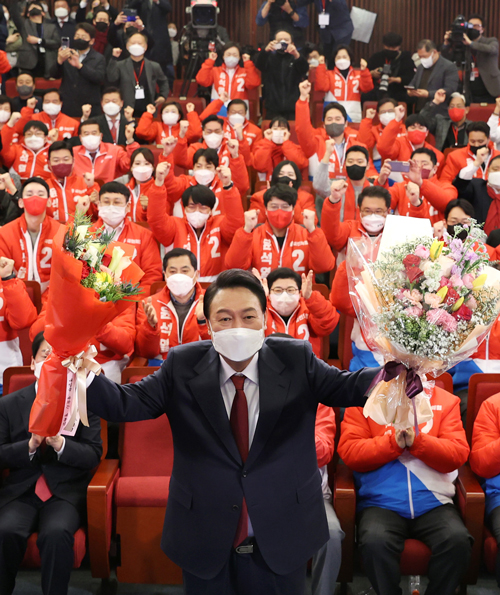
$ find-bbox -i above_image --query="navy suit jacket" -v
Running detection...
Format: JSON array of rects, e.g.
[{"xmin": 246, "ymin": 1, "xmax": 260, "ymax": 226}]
[{"xmin": 87, "ymin": 337, "xmax": 377, "ymax": 579}]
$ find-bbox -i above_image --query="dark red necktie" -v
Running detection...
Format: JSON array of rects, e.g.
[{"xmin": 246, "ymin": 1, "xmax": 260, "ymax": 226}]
[
  {"xmin": 110, "ymin": 118, "xmax": 118, "ymax": 143},
  {"xmin": 230, "ymin": 374, "xmax": 249, "ymax": 546},
  {"xmin": 35, "ymin": 440, "xmax": 53, "ymax": 502}
]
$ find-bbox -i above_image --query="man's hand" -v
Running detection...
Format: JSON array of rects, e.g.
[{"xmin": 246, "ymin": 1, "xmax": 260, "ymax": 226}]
[
  {"xmin": 413, "ymin": 89, "xmax": 429, "ymax": 98},
  {"xmin": 195, "ymin": 294, "xmax": 205, "ymax": 321},
  {"xmin": 142, "ymin": 297, "xmax": 158, "ymax": 328},
  {"xmin": 329, "ymin": 179, "xmax": 348, "ymax": 203},
  {"xmin": 217, "ymin": 166, "xmax": 232, "ymax": 186},
  {"xmin": 433, "ymin": 88, "xmax": 447, "ymax": 105},
  {"xmin": 321, "ymin": 138, "xmax": 335, "ymax": 163},
  {"xmin": 114, "ymin": 12, "xmax": 127, "ymax": 25},
  {"xmin": 433, "ymin": 220, "xmax": 445, "ymax": 239},
  {"xmin": 81, "ymin": 104, "xmax": 92, "ymax": 120},
  {"xmin": 282, "ymin": 0, "xmax": 292, "ymax": 12},
  {"xmin": 252, "ymin": 267, "xmax": 269, "ymax": 296},
  {"xmin": 360, "ymin": 58, "xmax": 367, "ymax": 71},
  {"xmin": 27, "ymin": 97, "xmax": 38, "ymax": 110},
  {"xmin": 377, "ymin": 159, "xmax": 392, "ymax": 186},
  {"xmin": 29, "ymin": 434, "xmax": 44, "ymax": 453},
  {"xmin": 124, "ymin": 106, "xmax": 134, "ymax": 121},
  {"xmin": 406, "ymin": 181, "xmax": 421, "ymax": 206},
  {"xmin": 218, "ymin": 90, "xmax": 229, "ymax": 104},
  {"xmin": 83, "ymin": 172, "xmax": 94, "ymax": 188},
  {"xmin": 301, "ymin": 270, "xmax": 313, "ymax": 299},
  {"xmin": 408, "ymin": 159, "xmax": 423, "ymax": 186},
  {"xmin": 474, "ymin": 146, "xmax": 490, "ymax": 167},
  {"xmin": 68, "ymin": 50, "xmax": 82, "ymax": 69},
  {"xmin": 242, "ymin": 53, "xmax": 251, "ymax": 62},
  {"xmin": 494, "ymin": 96, "xmax": 500, "ymax": 116},
  {"xmin": 263, "ymin": 128, "xmax": 273, "ymax": 141},
  {"xmin": 318, "ymin": 55, "xmax": 325, "ymax": 65},
  {"xmin": 285, "ymin": 42, "xmax": 300, "ymax": 59},
  {"xmin": 299, "ymin": 80, "xmax": 311, "ymax": 102},
  {"xmin": 405, "ymin": 427, "xmax": 415, "ymax": 447},
  {"xmin": 186, "ymin": 102, "xmax": 195, "ymax": 113},
  {"xmin": 394, "ymin": 105, "xmax": 405, "ymax": 122},
  {"xmin": 395, "ymin": 430, "xmax": 407, "ymax": 449},
  {"xmin": 302, "ymin": 209, "xmax": 315, "ymax": 233},
  {"xmin": 75, "ymin": 194, "xmax": 90, "ymax": 214},
  {"xmin": 0, "ymin": 256, "xmax": 15, "ymax": 279},
  {"xmin": 145, "ymin": 103, "xmax": 156, "ymax": 116},
  {"xmin": 155, "ymin": 161, "xmax": 170, "ymax": 186},
  {"xmin": 112, "ymin": 47, "xmax": 122, "ymax": 59},
  {"xmin": 282, "ymin": 129, "xmax": 291, "ymax": 142},
  {"xmin": 444, "ymin": 30, "xmax": 451, "ymax": 45},
  {"xmin": 0, "ymin": 173, "xmax": 16, "ymax": 194},
  {"xmin": 371, "ymin": 68, "xmax": 382, "ymax": 80},
  {"xmin": 155, "ymin": 96, "xmax": 165, "ymax": 106},
  {"xmin": 57, "ymin": 47, "xmax": 71, "ymax": 64},
  {"xmin": 227, "ymin": 138, "xmax": 239, "ymax": 158},
  {"xmin": 27, "ymin": 35, "xmax": 40, "ymax": 45},
  {"xmin": 48, "ymin": 128, "xmax": 59, "ymax": 142},
  {"xmin": 209, "ymin": 51, "xmax": 218, "ymax": 61},
  {"xmin": 125, "ymin": 122, "xmax": 135, "ymax": 143},
  {"xmin": 6, "ymin": 32, "xmax": 20, "ymax": 45},
  {"xmin": 463, "ymin": 33, "xmax": 472, "ymax": 46},
  {"xmin": 139, "ymin": 194, "xmax": 148, "ymax": 208},
  {"xmin": 366, "ymin": 108, "xmax": 376, "ymax": 120},
  {"xmin": 244, "ymin": 209, "xmax": 259, "ymax": 233},
  {"xmin": 178, "ymin": 120, "xmax": 189, "ymax": 138},
  {"xmin": 265, "ymin": 40, "xmax": 277, "ymax": 53},
  {"xmin": 8, "ymin": 112, "xmax": 21, "ymax": 128},
  {"xmin": 162, "ymin": 136, "xmax": 177, "ymax": 156},
  {"xmin": 89, "ymin": 189, "xmax": 99, "ymax": 204},
  {"xmin": 233, "ymin": 123, "xmax": 244, "ymax": 141}
]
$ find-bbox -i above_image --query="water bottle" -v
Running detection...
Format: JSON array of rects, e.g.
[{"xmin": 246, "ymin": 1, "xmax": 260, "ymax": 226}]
[{"xmin": 409, "ymin": 575, "xmax": 420, "ymax": 595}]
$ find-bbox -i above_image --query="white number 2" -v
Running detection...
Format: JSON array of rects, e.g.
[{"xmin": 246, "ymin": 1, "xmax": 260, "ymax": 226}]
[
  {"xmin": 292, "ymin": 249, "xmax": 305, "ymax": 272},
  {"xmin": 297, "ymin": 323, "xmax": 310, "ymax": 341},
  {"xmin": 40, "ymin": 247, "xmax": 52, "ymax": 268},
  {"xmin": 352, "ymin": 79, "xmax": 360, "ymax": 94},
  {"xmin": 236, "ymin": 77, "xmax": 245, "ymax": 93},
  {"xmin": 208, "ymin": 236, "xmax": 221, "ymax": 259}
]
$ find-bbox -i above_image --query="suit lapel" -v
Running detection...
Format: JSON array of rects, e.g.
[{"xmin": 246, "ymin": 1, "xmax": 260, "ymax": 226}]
[
  {"xmin": 15, "ymin": 384, "xmax": 36, "ymax": 439},
  {"xmin": 144, "ymin": 59, "xmax": 154, "ymax": 101}
]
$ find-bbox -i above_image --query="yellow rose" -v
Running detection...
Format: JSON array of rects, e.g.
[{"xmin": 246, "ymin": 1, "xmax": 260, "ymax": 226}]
[{"xmin": 430, "ymin": 239, "xmax": 444, "ymax": 261}]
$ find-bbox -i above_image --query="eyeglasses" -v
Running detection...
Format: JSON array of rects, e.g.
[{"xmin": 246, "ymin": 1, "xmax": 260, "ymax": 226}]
[
  {"xmin": 267, "ymin": 204, "xmax": 293, "ymax": 212},
  {"xmin": 184, "ymin": 204, "xmax": 212, "ymax": 214},
  {"xmin": 360, "ymin": 209, "xmax": 387, "ymax": 216},
  {"xmin": 270, "ymin": 287, "xmax": 299, "ymax": 295}
]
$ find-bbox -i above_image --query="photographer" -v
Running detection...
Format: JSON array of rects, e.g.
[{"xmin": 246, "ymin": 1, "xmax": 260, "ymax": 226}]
[
  {"xmin": 256, "ymin": 0, "xmax": 309, "ymax": 50},
  {"xmin": 442, "ymin": 15, "xmax": 500, "ymax": 104}
]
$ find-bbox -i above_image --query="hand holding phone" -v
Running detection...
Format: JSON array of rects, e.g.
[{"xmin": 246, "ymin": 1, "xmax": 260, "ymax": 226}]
[
  {"xmin": 61, "ymin": 36, "xmax": 70, "ymax": 50},
  {"xmin": 388, "ymin": 160, "xmax": 410, "ymax": 173}
]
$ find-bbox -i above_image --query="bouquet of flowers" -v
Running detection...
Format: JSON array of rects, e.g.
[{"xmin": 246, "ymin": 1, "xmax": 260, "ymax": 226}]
[
  {"xmin": 347, "ymin": 222, "xmax": 500, "ymax": 430},
  {"xmin": 29, "ymin": 214, "xmax": 143, "ymax": 438}
]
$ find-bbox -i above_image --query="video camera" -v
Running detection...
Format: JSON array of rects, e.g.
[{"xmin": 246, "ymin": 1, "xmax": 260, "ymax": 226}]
[
  {"xmin": 450, "ymin": 15, "xmax": 480, "ymax": 44},
  {"xmin": 378, "ymin": 63, "xmax": 391, "ymax": 93},
  {"xmin": 186, "ymin": 0, "xmax": 219, "ymax": 31}
]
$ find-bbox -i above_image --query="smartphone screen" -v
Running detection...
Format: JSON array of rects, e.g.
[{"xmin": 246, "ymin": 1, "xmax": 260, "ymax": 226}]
[
  {"xmin": 389, "ymin": 161, "xmax": 410, "ymax": 173},
  {"xmin": 61, "ymin": 37, "xmax": 70, "ymax": 50}
]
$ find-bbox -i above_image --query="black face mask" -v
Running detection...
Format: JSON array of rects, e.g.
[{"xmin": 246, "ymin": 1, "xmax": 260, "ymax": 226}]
[
  {"xmin": 470, "ymin": 144, "xmax": 488, "ymax": 155},
  {"xmin": 94, "ymin": 22, "xmax": 108, "ymax": 32},
  {"xmin": 384, "ymin": 49, "xmax": 398, "ymax": 60},
  {"xmin": 447, "ymin": 225, "xmax": 468, "ymax": 241},
  {"xmin": 17, "ymin": 85, "xmax": 33, "ymax": 97},
  {"xmin": 325, "ymin": 122, "xmax": 345, "ymax": 138},
  {"xmin": 28, "ymin": 7, "xmax": 42, "ymax": 16},
  {"xmin": 468, "ymin": 28, "xmax": 481, "ymax": 41},
  {"xmin": 73, "ymin": 38, "xmax": 90, "ymax": 51},
  {"xmin": 277, "ymin": 175, "xmax": 299, "ymax": 190},
  {"xmin": 346, "ymin": 164, "xmax": 367, "ymax": 181}
]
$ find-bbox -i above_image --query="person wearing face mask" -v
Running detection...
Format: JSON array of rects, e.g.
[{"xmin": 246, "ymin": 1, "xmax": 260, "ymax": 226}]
[
  {"xmin": 0, "ymin": 331, "xmax": 103, "ymax": 595},
  {"xmin": 50, "ymin": 0, "xmax": 76, "ymax": 39},
  {"xmin": 253, "ymin": 117, "xmax": 308, "ymax": 181},
  {"xmin": 107, "ymin": 31, "xmax": 169, "ymax": 118},
  {"xmin": 50, "ymin": 23, "xmax": 106, "ymax": 118},
  {"xmin": 226, "ymin": 184, "xmax": 335, "ymax": 278},
  {"xmin": 10, "ymin": 72, "xmax": 42, "ymax": 114},
  {"xmin": 148, "ymin": 163, "xmax": 244, "ymax": 283},
  {"xmin": 488, "ymin": 97, "xmax": 500, "ymax": 151},
  {"xmin": 168, "ymin": 22, "xmax": 179, "ymax": 68},
  {"xmin": 136, "ymin": 100, "xmax": 202, "ymax": 146},
  {"xmin": 314, "ymin": 46, "xmax": 373, "ymax": 123},
  {"xmin": 0, "ymin": 177, "xmax": 62, "ymax": 294},
  {"xmin": 256, "ymin": 0, "xmax": 309, "ymax": 49},
  {"xmin": 441, "ymin": 121, "xmax": 500, "ymax": 185},
  {"xmin": 1, "ymin": 121, "xmax": 52, "ymax": 181},
  {"xmin": 88, "ymin": 87, "xmax": 135, "ymax": 146},
  {"xmin": 250, "ymin": 160, "xmax": 315, "ymax": 225},
  {"xmin": 126, "ymin": 147, "xmax": 156, "ymax": 223},
  {"xmin": 73, "ymin": 119, "xmax": 140, "ymax": 184},
  {"xmin": 0, "ymin": 95, "xmax": 14, "ymax": 140},
  {"xmin": 406, "ymin": 39, "xmax": 459, "ymax": 114},
  {"xmin": 305, "ymin": 45, "xmax": 321, "ymax": 83},
  {"xmin": 76, "ymin": 0, "xmax": 118, "ymax": 23},
  {"xmin": 11, "ymin": 0, "xmax": 59, "ymax": 78},
  {"xmin": 136, "ymin": 248, "xmax": 209, "ymax": 362},
  {"xmin": 420, "ymin": 90, "xmax": 472, "ymax": 152},
  {"xmin": 90, "ymin": 8, "xmax": 111, "ymax": 57}
]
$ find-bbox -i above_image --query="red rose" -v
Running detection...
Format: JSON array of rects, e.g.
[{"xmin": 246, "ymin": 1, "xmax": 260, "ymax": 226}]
[
  {"xmin": 439, "ymin": 276, "xmax": 451, "ymax": 289},
  {"xmin": 102, "ymin": 253, "xmax": 112, "ymax": 267},
  {"xmin": 403, "ymin": 255, "xmax": 421, "ymax": 268},
  {"xmin": 406, "ymin": 266, "xmax": 424, "ymax": 283},
  {"xmin": 444, "ymin": 287, "xmax": 460, "ymax": 306},
  {"xmin": 452, "ymin": 305, "xmax": 473, "ymax": 321},
  {"xmin": 81, "ymin": 261, "xmax": 91, "ymax": 280}
]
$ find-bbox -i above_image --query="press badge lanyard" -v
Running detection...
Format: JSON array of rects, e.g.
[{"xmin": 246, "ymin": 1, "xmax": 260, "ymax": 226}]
[
  {"xmin": 134, "ymin": 61, "xmax": 145, "ymax": 99},
  {"xmin": 319, "ymin": 0, "xmax": 330, "ymax": 28}
]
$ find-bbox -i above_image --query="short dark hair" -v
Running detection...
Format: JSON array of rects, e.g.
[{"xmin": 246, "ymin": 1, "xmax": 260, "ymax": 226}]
[
  {"xmin": 102, "ymin": 86, "xmax": 122, "ymax": 100},
  {"xmin": 489, "ymin": 155, "xmax": 500, "ymax": 169},
  {"xmin": 271, "ymin": 160, "xmax": 302, "ymax": 189},
  {"xmin": 346, "ymin": 145, "xmax": 369, "ymax": 162},
  {"xmin": 405, "ymin": 113, "xmax": 428, "ymax": 128},
  {"xmin": 22, "ymin": 176, "xmax": 50, "ymax": 197},
  {"xmin": 161, "ymin": 100, "xmax": 185, "ymax": 120},
  {"xmin": 377, "ymin": 97, "xmax": 398, "ymax": 111},
  {"xmin": 79, "ymin": 118, "xmax": 101, "ymax": 135},
  {"xmin": 17, "ymin": 71, "xmax": 34, "ymax": 83},
  {"xmin": 444, "ymin": 198, "xmax": 475, "ymax": 220},
  {"xmin": 274, "ymin": 27, "xmax": 294, "ymax": 42},
  {"xmin": 23, "ymin": 120, "xmax": 48, "ymax": 136},
  {"xmin": 99, "ymin": 181, "xmax": 130, "ymax": 202},
  {"xmin": 323, "ymin": 101, "xmax": 347, "ymax": 122},
  {"xmin": 32, "ymin": 331, "xmax": 46, "ymax": 359},
  {"xmin": 334, "ymin": 44, "xmax": 353, "ymax": 62},
  {"xmin": 227, "ymin": 98, "xmax": 247, "ymax": 113},
  {"xmin": 411, "ymin": 147, "xmax": 437, "ymax": 166},
  {"xmin": 267, "ymin": 267, "xmax": 302, "ymax": 291},
  {"xmin": 417, "ymin": 39, "xmax": 436, "ymax": 52},
  {"xmin": 193, "ymin": 148, "xmax": 219, "ymax": 168},
  {"xmin": 127, "ymin": 30, "xmax": 148, "ymax": 45},
  {"xmin": 358, "ymin": 185, "xmax": 391, "ymax": 208},
  {"xmin": 76, "ymin": 22, "xmax": 96, "ymax": 38},
  {"xmin": 49, "ymin": 140, "xmax": 73, "ymax": 158},
  {"xmin": 93, "ymin": 8, "xmax": 110, "ymax": 20},
  {"xmin": 269, "ymin": 116, "xmax": 290, "ymax": 131},
  {"xmin": 203, "ymin": 269, "xmax": 267, "ymax": 320},
  {"xmin": 466, "ymin": 121, "xmax": 490, "ymax": 137},
  {"xmin": 181, "ymin": 185, "xmax": 216, "ymax": 209},
  {"xmin": 263, "ymin": 183, "xmax": 297, "ymax": 207},
  {"xmin": 382, "ymin": 32, "xmax": 403, "ymax": 47},
  {"xmin": 42, "ymin": 88, "xmax": 61, "ymax": 99},
  {"xmin": 486, "ymin": 229, "xmax": 500, "ymax": 248},
  {"xmin": 223, "ymin": 42, "xmax": 241, "ymax": 55},
  {"xmin": 0, "ymin": 94, "xmax": 12, "ymax": 110},
  {"xmin": 163, "ymin": 248, "xmax": 197, "ymax": 271},
  {"xmin": 202, "ymin": 115, "xmax": 224, "ymax": 129},
  {"xmin": 131, "ymin": 147, "xmax": 155, "ymax": 168},
  {"xmin": 468, "ymin": 13, "xmax": 485, "ymax": 27}
]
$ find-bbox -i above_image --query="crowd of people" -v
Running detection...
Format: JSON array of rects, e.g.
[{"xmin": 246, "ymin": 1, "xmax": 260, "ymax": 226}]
[{"xmin": 1, "ymin": 1, "xmax": 500, "ymax": 594}]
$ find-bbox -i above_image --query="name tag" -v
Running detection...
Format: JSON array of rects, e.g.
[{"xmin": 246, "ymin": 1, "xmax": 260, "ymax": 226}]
[
  {"xmin": 318, "ymin": 12, "xmax": 330, "ymax": 27},
  {"xmin": 39, "ymin": 46, "xmax": 46, "ymax": 53},
  {"xmin": 135, "ymin": 86, "xmax": 145, "ymax": 100}
]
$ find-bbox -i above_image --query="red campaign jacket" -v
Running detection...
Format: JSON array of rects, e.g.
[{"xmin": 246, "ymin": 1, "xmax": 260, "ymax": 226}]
[
  {"xmin": 135, "ymin": 284, "xmax": 210, "ymax": 359},
  {"xmin": 47, "ymin": 173, "xmax": 99, "ymax": 224},
  {"xmin": 252, "ymin": 138, "xmax": 309, "ymax": 181},
  {"xmin": 0, "ymin": 214, "xmax": 62, "ymax": 292},
  {"xmin": 315, "ymin": 404, "xmax": 336, "ymax": 468},
  {"xmin": 126, "ymin": 177, "xmax": 157, "ymax": 223},
  {"xmin": 147, "ymin": 183, "xmax": 244, "ymax": 282},
  {"xmin": 195, "ymin": 59, "xmax": 261, "ymax": 101},
  {"xmin": 265, "ymin": 292, "xmax": 339, "ymax": 359},
  {"xmin": 0, "ymin": 125, "xmax": 51, "ymax": 180},
  {"xmin": 16, "ymin": 106, "xmax": 80, "ymax": 140},
  {"xmin": 73, "ymin": 141, "xmax": 140, "ymax": 184},
  {"xmin": 135, "ymin": 110, "xmax": 202, "ymax": 145},
  {"xmin": 314, "ymin": 64, "xmax": 374, "ymax": 101},
  {"xmin": 357, "ymin": 118, "xmax": 406, "ymax": 152},
  {"xmin": 330, "ymin": 260, "xmax": 355, "ymax": 318},
  {"xmin": 225, "ymin": 221, "xmax": 335, "ymax": 278},
  {"xmin": 470, "ymin": 392, "xmax": 500, "ymax": 479},
  {"xmin": 249, "ymin": 188, "xmax": 316, "ymax": 226},
  {"xmin": 0, "ymin": 278, "xmax": 38, "ymax": 342},
  {"xmin": 389, "ymin": 178, "xmax": 457, "ymax": 224},
  {"xmin": 439, "ymin": 142, "xmax": 500, "ymax": 185}
]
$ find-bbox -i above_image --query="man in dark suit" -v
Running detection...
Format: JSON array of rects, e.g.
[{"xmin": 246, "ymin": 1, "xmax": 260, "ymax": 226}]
[
  {"xmin": 51, "ymin": 0, "xmax": 76, "ymax": 41},
  {"xmin": 0, "ymin": 332, "xmax": 102, "ymax": 595},
  {"xmin": 81, "ymin": 87, "xmax": 133, "ymax": 146},
  {"xmin": 87, "ymin": 269, "xmax": 378, "ymax": 594}
]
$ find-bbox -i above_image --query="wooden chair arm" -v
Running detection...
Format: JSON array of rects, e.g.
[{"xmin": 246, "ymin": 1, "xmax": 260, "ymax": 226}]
[
  {"xmin": 87, "ymin": 459, "xmax": 120, "ymax": 579},
  {"xmin": 334, "ymin": 462, "xmax": 356, "ymax": 583},
  {"xmin": 128, "ymin": 356, "xmax": 148, "ymax": 367}
]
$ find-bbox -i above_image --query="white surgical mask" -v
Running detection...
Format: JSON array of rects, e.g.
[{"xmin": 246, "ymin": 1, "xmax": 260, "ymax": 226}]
[
  {"xmin": 0, "ymin": 109, "xmax": 10, "ymax": 123},
  {"xmin": 33, "ymin": 360, "xmax": 44, "ymax": 379},
  {"xmin": 204, "ymin": 132, "xmax": 223, "ymax": 149},
  {"xmin": 379, "ymin": 112, "xmax": 396, "ymax": 127},
  {"xmin": 128, "ymin": 44, "xmax": 145, "ymax": 57},
  {"xmin": 99, "ymin": 205, "xmax": 127, "ymax": 227},
  {"xmin": 54, "ymin": 7, "xmax": 68, "ymax": 18},
  {"xmin": 309, "ymin": 58, "xmax": 319, "ymax": 68},
  {"xmin": 132, "ymin": 164, "xmax": 153, "ymax": 182},
  {"xmin": 186, "ymin": 210, "xmax": 210, "ymax": 229},
  {"xmin": 103, "ymin": 102, "xmax": 121, "ymax": 117},
  {"xmin": 270, "ymin": 292, "xmax": 300, "ymax": 317},
  {"xmin": 420, "ymin": 54, "xmax": 434, "ymax": 69},
  {"xmin": 25, "ymin": 136, "xmax": 45, "ymax": 151},
  {"xmin": 166, "ymin": 273, "xmax": 195, "ymax": 297},
  {"xmin": 70, "ymin": 10, "xmax": 77, "ymax": 18},
  {"xmin": 210, "ymin": 325, "xmax": 265, "ymax": 362},
  {"xmin": 335, "ymin": 58, "xmax": 351, "ymax": 70},
  {"xmin": 271, "ymin": 129, "xmax": 285, "ymax": 144},
  {"xmin": 488, "ymin": 171, "xmax": 500, "ymax": 189},
  {"xmin": 162, "ymin": 111, "xmax": 179, "ymax": 126},
  {"xmin": 193, "ymin": 168, "xmax": 216, "ymax": 186},
  {"xmin": 362, "ymin": 214, "xmax": 386, "ymax": 233},
  {"xmin": 224, "ymin": 56, "xmax": 239, "ymax": 69},
  {"xmin": 43, "ymin": 102, "xmax": 61, "ymax": 117},
  {"xmin": 168, "ymin": 27, "xmax": 177, "ymax": 38},
  {"xmin": 81, "ymin": 134, "xmax": 101, "ymax": 151},
  {"xmin": 228, "ymin": 113, "xmax": 245, "ymax": 127}
]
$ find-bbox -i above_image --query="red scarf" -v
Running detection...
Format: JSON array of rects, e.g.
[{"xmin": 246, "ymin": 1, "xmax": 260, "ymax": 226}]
[
  {"xmin": 485, "ymin": 184, "xmax": 500, "ymax": 235},
  {"xmin": 93, "ymin": 29, "xmax": 108, "ymax": 54}
]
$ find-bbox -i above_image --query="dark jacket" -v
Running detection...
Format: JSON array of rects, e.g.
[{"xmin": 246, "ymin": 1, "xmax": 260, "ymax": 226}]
[
  {"xmin": 0, "ymin": 383, "xmax": 102, "ymax": 514},
  {"xmin": 303, "ymin": 0, "xmax": 353, "ymax": 45},
  {"xmin": 366, "ymin": 49, "xmax": 415, "ymax": 102},
  {"xmin": 452, "ymin": 176, "xmax": 493, "ymax": 226},
  {"xmin": 50, "ymin": 16, "xmax": 76, "ymax": 41},
  {"xmin": 87, "ymin": 337, "xmax": 377, "ymax": 579},
  {"xmin": 409, "ymin": 55, "xmax": 460, "ymax": 116},
  {"xmin": 130, "ymin": 0, "xmax": 172, "ymax": 69},
  {"xmin": 419, "ymin": 100, "xmax": 472, "ymax": 152}
]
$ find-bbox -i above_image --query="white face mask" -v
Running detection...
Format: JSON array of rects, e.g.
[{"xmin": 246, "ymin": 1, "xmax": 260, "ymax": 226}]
[
  {"xmin": 309, "ymin": 58, "xmax": 319, "ymax": 68},
  {"xmin": 362, "ymin": 214, "xmax": 386, "ymax": 233},
  {"xmin": 228, "ymin": 113, "xmax": 245, "ymax": 127},
  {"xmin": 25, "ymin": 136, "xmax": 45, "ymax": 151},
  {"xmin": 271, "ymin": 129, "xmax": 285, "ymax": 145},
  {"xmin": 379, "ymin": 112, "xmax": 396, "ymax": 127},
  {"xmin": 132, "ymin": 164, "xmax": 153, "ymax": 183},
  {"xmin": 488, "ymin": 171, "xmax": 500, "ymax": 189},
  {"xmin": 99, "ymin": 204, "xmax": 127, "ymax": 227},
  {"xmin": 224, "ymin": 56, "xmax": 239, "ymax": 69},
  {"xmin": 33, "ymin": 359, "xmax": 44, "ymax": 379},
  {"xmin": 270, "ymin": 292, "xmax": 300, "ymax": 317},
  {"xmin": 0, "ymin": 109, "xmax": 10, "ymax": 123},
  {"xmin": 186, "ymin": 210, "xmax": 210, "ymax": 229},
  {"xmin": 166, "ymin": 273, "xmax": 195, "ymax": 297},
  {"xmin": 335, "ymin": 58, "xmax": 351, "ymax": 70},
  {"xmin": 70, "ymin": 10, "xmax": 77, "ymax": 18},
  {"xmin": 43, "ymin": 102, "xmax": 61, "ymax": 117},
  {"xmin": 55, "ymin": 7, "xmax": 68, "ymax": 18},
  {"xmin": 168, "ymin": 27, "xmax": 177, "ymax": 38},
  {"xmin": 81, "ymin": 134, "xmax": 101, "ymax": 151},
  {"xmin": 420, "ymin": 54, "xmax": 434, "ymax": 69},
  {"xmin": 162, "ymin": 111, "xmax": 179, "ymax": 126},
  {"xmin": 103, "ymin": 102, "xmax": 121, "ymax": 117},
  {"xmin": 204, "ymin": 132, "xmax": 223, "ymax": 149},
  {"xmin": 210, "ymin": 325, "xmax": 265, "ymax": 362},
  {"xmin": 193, "ymin": 168, "xmax": 216, "ymax": 186},
  {"xmin": 128, "ymin": 44, "xmax": 145, "ymax": 57}
]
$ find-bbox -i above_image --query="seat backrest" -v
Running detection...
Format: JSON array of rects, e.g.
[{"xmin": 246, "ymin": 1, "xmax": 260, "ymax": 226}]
[
  {"xmin": 338, "ymin": 314, "xmax": 355, "ymax": 370},
  {"xmin": 3, "ymin": 366, "xmax": 35, "ymax": 395},
  {"xmin": 172, "ymin": 79, "xmax": 198, "ymax": 97},
  {"xmin": 434, "ymin": 372, "xmax": 453, "ymax": 393},
  {"xmin": 468, "ymin": 103, "xmax": 495, "ymax": 122},
  {"xmin": 167, "ymin": 96, "xmax": 206, "ymax": 115},
  {"xmin": 23, "ymin": 281, "xmax": 42, "ymax": 314},
  {"xmin": 466, "ymin": 373, "xmax": 500, "ymax": 445}
]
